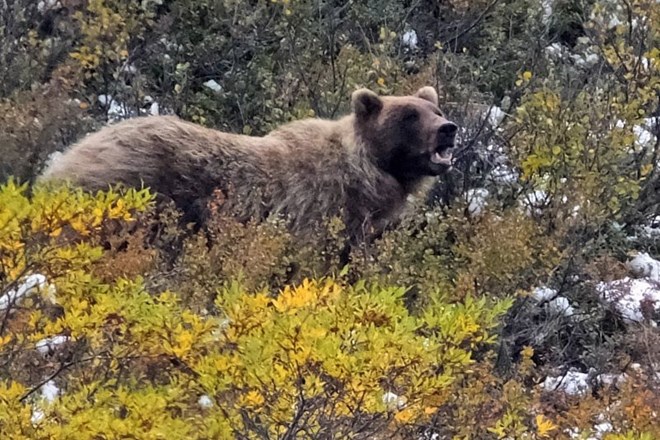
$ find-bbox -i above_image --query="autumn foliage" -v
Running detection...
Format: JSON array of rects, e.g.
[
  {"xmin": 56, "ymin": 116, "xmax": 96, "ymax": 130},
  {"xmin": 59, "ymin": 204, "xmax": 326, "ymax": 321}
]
[{"xmin": 1, "ymin": 0, "xmax": 660, "ymax": 438}]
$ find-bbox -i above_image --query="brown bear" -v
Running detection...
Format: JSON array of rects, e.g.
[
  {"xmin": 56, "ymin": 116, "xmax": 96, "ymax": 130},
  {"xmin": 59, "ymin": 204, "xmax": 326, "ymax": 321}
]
[{"xmin": 39, "ymin": 86, "xmax": 457, "ymax": 243}]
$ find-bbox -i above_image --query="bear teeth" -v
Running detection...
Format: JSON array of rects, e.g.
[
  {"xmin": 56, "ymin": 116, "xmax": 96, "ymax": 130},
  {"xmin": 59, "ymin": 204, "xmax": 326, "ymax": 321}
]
[{"xmin": 431, "ymin": 151, "xmax": 452, "ymax": 165}]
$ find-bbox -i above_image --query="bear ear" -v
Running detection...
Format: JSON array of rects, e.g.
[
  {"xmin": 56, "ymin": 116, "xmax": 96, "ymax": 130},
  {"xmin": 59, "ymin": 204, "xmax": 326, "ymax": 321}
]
[
  {"xmin": 414, "ymin": 86, "xmax": 439, "ymax": 106},
  {"xmin": 351, "ymin": 88, "xmax": 383, "ymax": 119}
]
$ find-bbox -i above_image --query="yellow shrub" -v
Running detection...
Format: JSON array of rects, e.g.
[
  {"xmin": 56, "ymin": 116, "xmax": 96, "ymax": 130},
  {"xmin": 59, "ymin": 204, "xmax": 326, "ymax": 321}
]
[{"xmin": 0, "ymin": 182, "xmax": 513, "ymax": 438}]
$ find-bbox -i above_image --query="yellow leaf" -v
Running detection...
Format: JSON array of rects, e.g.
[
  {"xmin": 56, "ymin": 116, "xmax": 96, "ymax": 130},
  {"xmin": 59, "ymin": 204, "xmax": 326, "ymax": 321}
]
[
  {"xmin": 394, "ymin": 408, "xmax": 415, "ymax": 424},
  {"xmin": 523, "ymin": 70, "xmax": 532, "ymax": 81},
  {"xmin": 536, "ymin": 414, "xmax": 557, "ymax": 437},
  {"xmin": 641, "ymin": 163, "xmax": 653, "ymax": 177},
  {"xmin": 243, "ymin": 390, "xmax": 265, "ymax": 407},
  {"xmin": 424, "ymin": 406, "xmax": 438, "ymax": 415},
  {"xmin": 521, "ymin": 345, "xmax": 534, "ymax": 359},
  {"xmin": 377, "ymin": 77, "xmax": 385, "ymax": 86}
]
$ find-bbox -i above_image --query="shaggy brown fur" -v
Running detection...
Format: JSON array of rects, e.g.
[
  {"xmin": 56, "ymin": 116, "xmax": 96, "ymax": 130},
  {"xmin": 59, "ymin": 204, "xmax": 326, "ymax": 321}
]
[{"xmin": 39, "ymin": 87, "xmax": 458, "ymax": 243}]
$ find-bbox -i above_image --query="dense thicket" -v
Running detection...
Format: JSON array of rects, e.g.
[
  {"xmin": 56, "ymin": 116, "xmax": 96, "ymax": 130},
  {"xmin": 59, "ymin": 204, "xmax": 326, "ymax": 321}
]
[{"xmin": 0, "ymin": 0, "xmax": 659, "ymax": 438}]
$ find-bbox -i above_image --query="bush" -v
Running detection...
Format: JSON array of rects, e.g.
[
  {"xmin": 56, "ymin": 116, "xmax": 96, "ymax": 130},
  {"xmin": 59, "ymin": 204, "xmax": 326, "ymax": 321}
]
[{"xmin": 1, "ymin": 0, "xmax": 660, "ymax": 437}]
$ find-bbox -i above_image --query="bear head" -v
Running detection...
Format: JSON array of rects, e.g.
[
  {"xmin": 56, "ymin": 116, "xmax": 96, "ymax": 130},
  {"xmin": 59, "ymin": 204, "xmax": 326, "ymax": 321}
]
[{"xmin": 351, "ymin": 86, "xmax": 458, "ymax": 184}]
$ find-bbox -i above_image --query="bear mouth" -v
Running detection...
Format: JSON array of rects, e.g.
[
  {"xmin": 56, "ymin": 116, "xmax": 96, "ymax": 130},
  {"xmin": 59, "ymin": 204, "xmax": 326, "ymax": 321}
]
[{"xmin": 430, "ymin": 145, "xmax": 454, "ymax": 167}]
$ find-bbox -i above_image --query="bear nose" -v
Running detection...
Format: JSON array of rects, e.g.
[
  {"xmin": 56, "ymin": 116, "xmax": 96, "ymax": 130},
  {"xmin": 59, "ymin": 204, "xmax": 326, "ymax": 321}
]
[{"xmin": 438, "ymin": 121, "xmax": 458, "ymax": 137}]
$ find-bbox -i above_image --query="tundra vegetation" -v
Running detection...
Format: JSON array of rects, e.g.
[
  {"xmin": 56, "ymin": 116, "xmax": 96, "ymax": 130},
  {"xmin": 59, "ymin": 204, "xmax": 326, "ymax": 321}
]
[{"xmin": 0, "ymin": 0, "xmax": 659, "ymax": 438}]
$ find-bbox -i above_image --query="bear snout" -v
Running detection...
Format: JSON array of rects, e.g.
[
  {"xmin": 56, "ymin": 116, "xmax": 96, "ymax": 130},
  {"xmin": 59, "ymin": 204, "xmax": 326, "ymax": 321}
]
[
  {"xmin": 437, "ymin": 121, "xmax": 458, "ymax": 143},
  {"xmin": 436, "ymin": 121, "xmax": 458, "ymax": 152}
]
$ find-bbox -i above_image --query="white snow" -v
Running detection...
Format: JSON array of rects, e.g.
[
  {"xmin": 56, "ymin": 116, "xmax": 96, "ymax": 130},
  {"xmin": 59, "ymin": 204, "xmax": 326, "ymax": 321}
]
[
  {"xmin": 598, "ymin": 373, "xmax": 626, "ymax": 387},
  {"xmin": 121, "ymin": 63, "xmax": 137, "ymax": 74},
  {"xmin": 203, "ymin": 80, "xmax": 223, "ymax": 93},
  {"xmin": 35, "ymin": 335, "xmax": 70, "ymax": 357},
  {"xmin": 198, "ymin": 395, "xmax": 213, "ymax": 409},
  {"xmin": 541, "ymin": 0, "xmax": 554, "ymax": 24},
  {"xmin": 466, "ymin": 188, "xmax": 489, "ymax": 216},
  {"xmin": 593, "ymin": 422, "xmax": 613, "ymax": 437},
  {"xmin": 607, "ymin": 16, "xmax": 622, "ymax": 28},
  {"xmin": 596, "ymin": 277, "xmax": 660, "ymax": 323},
  {"xmin": 148, "ymin": 102, "xmax": 160, "ymax": 116},
  {"xmin": 532, "ymin": 286, "xmax": 557, "ymax": 302},
  {"xmin": 0, "ymin": 274, "xmax": 47, "ymax": 312},
  {"xmin": 31, "ymin": 409, "xmax": 45, "ymax": 425},
  {"xmin": 543, "ymin": 369, "xmax": 627, "ymax": 398},
  {"xmin": 543, "ymin": 370, "xmax": 591, "ymax": 396},
  {"xmin": 486, "ymin": 105, "xmax": 506, "ymax": 127},
  {"xmin": 41, "ymin": 380, "xmax": 60, "ymax": 402},
  {"xmin": 570, "ymin": 51, "xmax": 600, "ymax": 68},
  {"xmin": 531, "ymin": 287, "xmax": 574, "ymax": 317},
  {"xmin": 97, "ymin": 94, "xmax": 112, "ymax": 106},
  {"xmin": 544, "ymin": 43, "xmax": 565, "ymax": 59},
  {"xmin": 402, "ymin": 30, "xmax": 418, "ymax": 50},
  {"xmin": 97, "ymin": 94, "xmax": 131, "ymax": 121},
  {"xmin": 31, "ymin": 380, "xmax": 61, "ymax": 425},
  {"xmin": 37, "ymin": 0, "xmax": 58, "ymax": 13},
  {"xmin": 548, "ymin": 296, "xmax": 575, "ymax": 317},
  {"xmin": 489, "ymin": 165, "xmax": 518, "ymax": 184},
  {"xmin": 521, "ymin": 190, "xmax": 548, "ymax": 216},
  {"xmin": 382, "ymin": 391, "xmax": 407, "ymax": 410},
  {"xmin": 633, "ymin": 124, "xmax": 655, "ymax": 146},
  {"xmin": 626, "ymin": 252, "xmax": 660, "ymax": 281}
]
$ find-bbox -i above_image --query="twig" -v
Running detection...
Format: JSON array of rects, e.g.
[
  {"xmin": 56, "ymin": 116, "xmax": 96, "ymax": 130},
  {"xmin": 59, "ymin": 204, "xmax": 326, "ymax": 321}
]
[{"xmin": 444, "ymin": 0, "xmax": 500, "ymax": 46}]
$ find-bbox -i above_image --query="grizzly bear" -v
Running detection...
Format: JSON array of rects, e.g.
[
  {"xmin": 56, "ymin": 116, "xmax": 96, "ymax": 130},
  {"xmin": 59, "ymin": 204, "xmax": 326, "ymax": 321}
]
[{"xmin": 39, "ymin": 86, "xmax": 458, "ymax": 244}]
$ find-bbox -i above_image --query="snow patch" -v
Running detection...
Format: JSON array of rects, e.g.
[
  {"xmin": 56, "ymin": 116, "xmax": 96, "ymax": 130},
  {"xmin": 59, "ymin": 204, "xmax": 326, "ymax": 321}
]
[
  {"xmin": 571, "ymin": 52, "xmax": 599, "ymax": 68},
  {"xmin": 198, "ymin": 395, "xmax": 213, "ymax": 409},
  {"xmin": 466, "ymin": 188, "xmax": 489, "ymax": 216},
  {"xmin": 531, "ymin": 287, "xmax": 574, "ymax": 317},
  {"xmin": 382, "ymin": 391, "xmax": 407, "ymax": 410},
  {"xmin": 543, "ymin": 370, "xmax": 591, "ymax": 396},
  {"xmin": 203, "ymin": 80, "xmax": 223, "ymax": 93},
  {"xmin": 41, "ymin": 380, "xmax": 60, "ymax": 402},
  {"xmin": 596, "ymin": 277, "xmax": 660, "ymax": 323},
  {"xmin": 521, "ymin": 190, "xmax": 548, "ymax": 216},
  {"xmin": 485, "ymin": 105, "xmax": 506, "ymax": 127},
  {"xmin": 593, "ymin": 422, "xmax": 613, "ymax": 438},
  {"xmin": 633, "ymin": 124, "xmax": 655, "ymax": 146},
  {"xmin": 532, "ymin": 286, "xmax": 557, "ymax": 302},
  {"xmin": 544, "ymin": 43, "xmax": 565, "ymax": 59},
  {"xmin": 489, "ymin": 165, "xmax": 518, "ymax": 184},
  {"xmin": 31, "ymin": 380, "xmax": 61, "ymax": 425},
  {"xmin": 402, "ymin": 30, "xmax": 418, "ymax": 50},
  {"xmin": 626, "ymin": 252, "xmax": 660, "ymax": 281},
  {"xmin": 548, "ymin": 296, "xmax": 575, "ymax": 317},
  {"xmin": 98, "ymin": 94, "xmax": 131, "ymax": 121},
  {"xmin": 543, "ymin": 369, "xmax": 627, "ymax": 397},
  {"xmin": 35, "ymin": 335, "xmax": 70, "ymax": 357},
  {"xmin": 0, "ymin": 274, "xmax": 48, "ymax": 312},
  {"xmin": 148, "ymin": 102, "xmax": 160, "ymax": 116},
  {"xmin": 37, "ymin": 0, "xmax": 58, "ymax": 13},
  {"xmin": 121, "ymin": 63, "xmax": 137, "ymax": 75},
  {"xmin": 541, "ymin": 0, "xmax": 554, "ymax": 24}
]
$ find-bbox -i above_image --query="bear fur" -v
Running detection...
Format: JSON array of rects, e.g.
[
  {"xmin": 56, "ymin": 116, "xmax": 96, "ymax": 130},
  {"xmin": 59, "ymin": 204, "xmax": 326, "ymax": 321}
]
[{"xmin": 39, "ymin": 86, "xmax": 458, "ymax": 243}]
